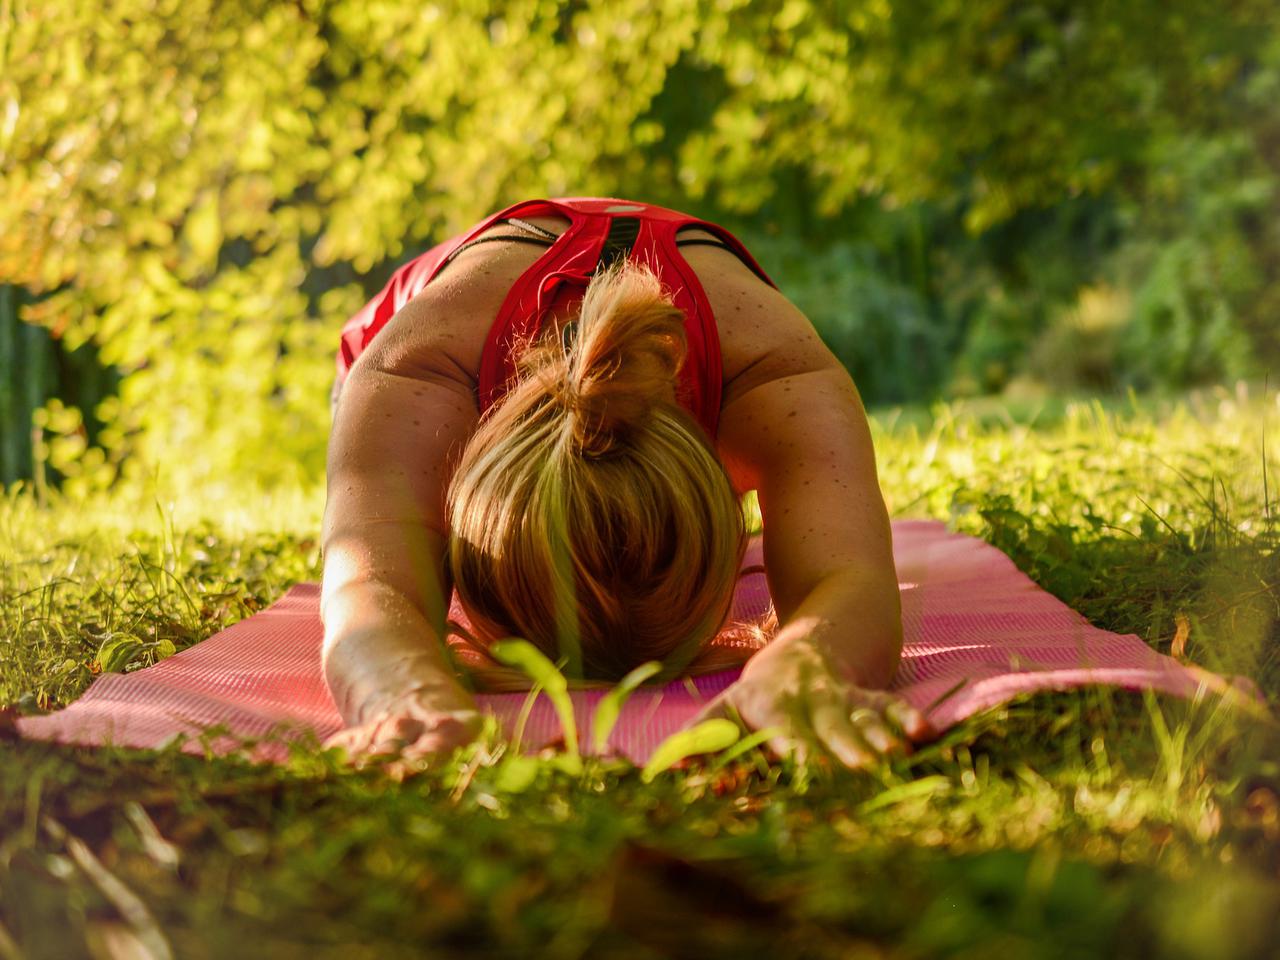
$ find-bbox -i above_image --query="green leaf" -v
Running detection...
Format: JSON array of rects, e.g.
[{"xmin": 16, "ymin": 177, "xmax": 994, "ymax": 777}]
[
  {"xmin": 489, "ymin": 639, "xmax": 579, "ymax": 764},
  {"xmin": 493, "ymin": 755, "xmax": 540, "ymax": 794},
  {"xmin": 183, "ymin": 193, "xmax": 223, "ymax": 267},
  {"xmin": 153, "ymin": 639, "xmax": 177, "ymax": 661},
  {"xmin": 547, "ymin": 754, "xmax": 583, "ymax": 776},
  {"xmin": 640, "ymin": 719, "xmax": 741, "ymax": 783},
  {"xmin": 97, "ymin": 636, "xmax": 143, "ymax": 673},
  {"xmin": 856, "ymin": 776, "xmax": 953, "ymax": 814},
  {"xmin": 591, "ymin": 661, "xmax": 661, "ymax": 755},
  {"xmin": 508, "ymin": 682, "xmax": 545, "ymax": 757},
  {"xmin": 708, "ymin": 726, "xmax": 785, "ymax": 771}
]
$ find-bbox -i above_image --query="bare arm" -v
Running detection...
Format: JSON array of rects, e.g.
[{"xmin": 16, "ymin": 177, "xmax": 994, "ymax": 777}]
[
  {"xmin": 715, "ymin": 288, "xmax": 901, "ymax": 688},
  {"xmin": 719, "ymin": 363, "xmax": 901, "ymax": 689},
  {"xmin": 321, "ymin": 234, "xmax": 574, "ymax": 761},
  {"xmin": 695, "ymin": 281, "xmax": 930, "ymax": 765},
  {"xmin": 321, "ymin": 287, "xmax": 481, "ymax": 728}
]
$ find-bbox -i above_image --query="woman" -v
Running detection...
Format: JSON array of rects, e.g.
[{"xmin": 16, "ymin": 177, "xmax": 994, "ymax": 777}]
[{"xmin": 320, "ymin": 196, "xmax": 933, "ymax": 770}]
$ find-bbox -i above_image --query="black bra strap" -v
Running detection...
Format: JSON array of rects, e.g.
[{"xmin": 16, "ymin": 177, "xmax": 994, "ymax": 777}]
[
  {"xmin": 675, "ymin": 232, "xmax": 772, "ymax": 285},
  {"xmin": 436, "ymin": 217, "xmax": 766, "ymax": 285},
  {"xmin": 440, "ymin": 232, "xmax": 555, "ymax": 270},
  {"xmin": 674, "ymin": 238, "xmax": 737, "ymax": 252}
]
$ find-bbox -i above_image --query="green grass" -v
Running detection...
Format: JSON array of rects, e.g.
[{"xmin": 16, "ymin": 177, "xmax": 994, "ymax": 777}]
[{"xmin": 1, "ymin": 383, "xmax": 1278, "ymax": 959}]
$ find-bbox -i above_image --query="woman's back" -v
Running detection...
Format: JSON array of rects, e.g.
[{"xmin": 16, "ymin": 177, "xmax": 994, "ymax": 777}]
[{"xmin": 331, "ymin": 198, "xmax": 799, "ymax": 451}]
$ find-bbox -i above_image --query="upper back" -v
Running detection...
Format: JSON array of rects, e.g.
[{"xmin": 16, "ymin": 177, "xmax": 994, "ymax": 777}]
[{"xmin": 341, "ymin": 202, "xmax": 845, "ymax": 495}]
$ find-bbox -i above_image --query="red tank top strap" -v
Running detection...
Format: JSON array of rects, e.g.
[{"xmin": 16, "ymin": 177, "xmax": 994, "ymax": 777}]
[
  {"xmin": 338, "ymin": 196, "xmax": 776, "ymax": 443},
  {"xmin": 476, "ymin": 197, "xmax": 778, "ymax": 440},
  {"xmin": 474, "ymin": 199, "xmax": 609, "ymax": 416},
  {"xmin": 335, "ymin": 199, "xmax": 593, "ymax": 382}
]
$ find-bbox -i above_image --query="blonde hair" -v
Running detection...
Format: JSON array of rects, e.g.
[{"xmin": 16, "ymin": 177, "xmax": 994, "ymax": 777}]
[{"xmin": 444, "ymin": 258, "xmax": 772, "ymax": 692}]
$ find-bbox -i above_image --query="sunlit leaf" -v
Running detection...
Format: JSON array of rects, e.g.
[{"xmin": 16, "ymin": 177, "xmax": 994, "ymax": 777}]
[
  {"xmin": 96, "ymin": 636, "xmax": 143, "ymax": 673},
  {"xmin": 489, "ymin": 638, "xmax": 580, "ymax": 764},
  {"xmin": 493, "ymin": 755, "xmax": 540, "ymax": 794},
  {"xmin": 183, "ymin": 193, "xmax": 223, "ymax": 269},
  {"xmin": 591, "ymin": 660, "xmax": 661, "ymax": 755},
  {"xmin": 640, "ymin": 719, "xmax": 740, "ymax": 783},
  {"xmin": 856, "ymin": 775, "xmax": 953, "ymax": 814},
  {"xmin": 708, "ymin": 726, "xmax": 785, "ymax": 771}
]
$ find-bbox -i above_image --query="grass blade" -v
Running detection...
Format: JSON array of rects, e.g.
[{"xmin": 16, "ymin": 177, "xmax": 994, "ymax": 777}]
[
  {"xmin": 489, "ymin": 638, "xmax": 580, "ymax": 770},
  {"xmin": 708, "ymin": 726, "xmax": 785, "ymax": 771},
  {"xmin": 640, "ymin": 719, "xmax": 740, "ymax": 783},
  {"xmin": 591, "ymin": 661, "xmax": 661, "ymax": 755}
]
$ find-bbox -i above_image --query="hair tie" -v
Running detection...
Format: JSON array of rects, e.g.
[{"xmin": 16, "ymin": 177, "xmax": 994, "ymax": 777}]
[{"xmin": 550, "ymin": 378, "xmax": 578, "ymax": 412}]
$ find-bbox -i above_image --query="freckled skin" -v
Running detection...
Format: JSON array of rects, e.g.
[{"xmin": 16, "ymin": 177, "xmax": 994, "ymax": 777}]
[{"xmin": 323, "ymin": 209, "xmax": 899, "ymax": 723}]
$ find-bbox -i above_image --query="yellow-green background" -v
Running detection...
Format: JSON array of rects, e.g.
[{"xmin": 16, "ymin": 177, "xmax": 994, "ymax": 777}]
[{"xmin": 1, "ymin": 0, "xmax": 1277, "ymax": 496}]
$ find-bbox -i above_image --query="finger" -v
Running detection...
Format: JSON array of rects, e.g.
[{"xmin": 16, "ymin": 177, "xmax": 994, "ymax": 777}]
[
  {"xmin": 324, "ymin": 727, "xmax": 384, "ymax": 760},
  {"xmin": 399, "ymin": 712, "xmax": 485, "ymax": 759},
  {"xmin": 355, "ymin": 711, "xmax": 432, "ymax": 756},
  {"xmin": 745, "ymin": 719, "xmax": 807, "ymax": 766},
  {"xmin": 850, "ymin": 709, "xmax": 910, "ymax": 758},
  {"xmin": 429, "ymin": 710, "xmax": 486, "ymax": 739},
  {"xmin": 884, "ymin": 700, "xmax": 935, "ymax": 741},
  {"xmin": 333, "ymin": 737, "xmax": 399, "ymax": 771},
  {"xmin": 860, "ymin": 692, "xmax": 934, "ymax": 742},
  {"xmin": 380, "ymin": 714, "xmax": 427, "ymax": 743},
  {"xmin": 322, "ymin": 729, "xmax": 357, "ymax": 751},
  {"xmin": 362, "ymin": 740, "xmax": 408, "ymax": 762},
  {"xmin": 326, "ymin": 710, "xmax": 418, "ymax": 755},
  {"xmin": 379, "ymin": 758, "xmax": 419, "ymax": 782},
  {"xmin": 399, "ymin": 729, "xmax": 476, "ymax": 762},
  {"xmin": 770, "ymin": 733, "xmax": 808, "ymax": 768},
  {"xmin": 397, "ymin": 742, "xmax": 446, "ymax": 764},
  {"xmin": 730, "ymin": 701, "xmax": 802, "ymax": 764},
  {"xmin": 810, "ymin": 700, "xmax": 878, "ymax": 771},
  {"xmin": 685, "ymin": 689, "xmax": 736, "ymax": 728},
  {"xmin": 686, "ymin": 688, "xmax": 801, "ymax": 761},
  {"xmin": 364, "ymin": 728, "xmax": 415, "ymax": 758}
]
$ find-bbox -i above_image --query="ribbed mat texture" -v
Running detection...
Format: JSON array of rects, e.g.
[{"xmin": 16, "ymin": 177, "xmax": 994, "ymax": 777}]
[{"xmin": 16, "ymin": 521, "xmax": 1260, "ymax": 764}]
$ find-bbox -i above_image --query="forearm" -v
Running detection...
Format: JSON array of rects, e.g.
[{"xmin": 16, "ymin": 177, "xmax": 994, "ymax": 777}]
[
  {"xmin": 745, "ymin": 569, "xmax": 903, "ymax": 690},
  {"xmin": 321, "ymin": 579, "xmax": 474, "ymax": 726}
]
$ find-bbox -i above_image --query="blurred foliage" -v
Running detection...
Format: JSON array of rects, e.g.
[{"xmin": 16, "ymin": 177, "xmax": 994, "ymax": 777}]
[
  {"xmin": 0, "ymin": 284, "xmax": 122, "ymax": 491},
  {"xmin": 0, "ymin": 0, "xmax": 1277, "ymax": 492}
]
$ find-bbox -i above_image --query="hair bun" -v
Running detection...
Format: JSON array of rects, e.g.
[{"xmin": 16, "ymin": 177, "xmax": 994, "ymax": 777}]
[{"xmin": 557, "ymin": 259, "xmax": 688, "ymax": 459}]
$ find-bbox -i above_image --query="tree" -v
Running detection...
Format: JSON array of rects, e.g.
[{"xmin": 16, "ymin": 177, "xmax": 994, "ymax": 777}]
[{"xmin": 1, "ymin": 0, "xmax": 1274, "ymax": 492}]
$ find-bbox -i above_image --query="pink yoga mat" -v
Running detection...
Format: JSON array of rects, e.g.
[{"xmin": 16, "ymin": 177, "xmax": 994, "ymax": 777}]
[{"xmin": 15, "ymin": 521, "xmax": 1263, "ymax": 765}]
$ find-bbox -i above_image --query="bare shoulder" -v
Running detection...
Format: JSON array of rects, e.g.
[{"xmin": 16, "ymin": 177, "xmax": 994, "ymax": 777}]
[
  {"xmin": 352, "ymin": 215, "xmax": 838, "ymax": 441},
  {"xmin": 351, "ymin": 213, "xmax": 573, "ymax": 389},
  {"xmin": 677, "ymin": 242, "xmax": 839, "ymax": 411},
  {"xmin": 675, "ymin": 240, "xmax": 858, "ymax": 497},
  {"xmin": 677, "ymin": 239, "xmax": 837, "ymax": 405}
]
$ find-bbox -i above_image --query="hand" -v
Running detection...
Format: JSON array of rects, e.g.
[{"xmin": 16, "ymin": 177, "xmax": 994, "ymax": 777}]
[
  {"xmin": 324, "ymin": 688, "xmax": 486, "ymax": 771},
  {"xmin": 685, "ymin": 638, "xmax": 935, "ymax": 770}
]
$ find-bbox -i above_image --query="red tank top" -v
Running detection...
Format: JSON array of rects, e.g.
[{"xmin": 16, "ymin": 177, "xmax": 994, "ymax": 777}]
[{"xmin": 335, "ymin": 197, "xmax": 777, "ymax": 438}]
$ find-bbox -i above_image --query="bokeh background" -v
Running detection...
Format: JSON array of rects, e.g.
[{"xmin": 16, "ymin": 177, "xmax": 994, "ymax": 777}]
[{"xmin": 1, "ymin": 0, "xmax": 1276, "ymax": 498}]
